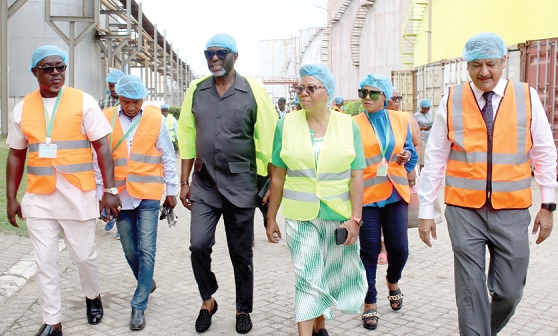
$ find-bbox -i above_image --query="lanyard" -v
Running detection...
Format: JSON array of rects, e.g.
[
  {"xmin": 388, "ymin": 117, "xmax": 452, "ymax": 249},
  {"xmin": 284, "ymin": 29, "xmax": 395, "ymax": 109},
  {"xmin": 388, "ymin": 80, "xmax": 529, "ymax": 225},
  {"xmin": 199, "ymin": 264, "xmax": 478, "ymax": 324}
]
[
  {"xmin": 42, "ymin": 88, "xmax": 64, "ymax": 144},
  {"xmin": 365, "ymin": 109, "xmax": 391, "ymax": 160},
  {"xmin": 111, "ymin": 110, "xmax": 142, "ymax": 152}
]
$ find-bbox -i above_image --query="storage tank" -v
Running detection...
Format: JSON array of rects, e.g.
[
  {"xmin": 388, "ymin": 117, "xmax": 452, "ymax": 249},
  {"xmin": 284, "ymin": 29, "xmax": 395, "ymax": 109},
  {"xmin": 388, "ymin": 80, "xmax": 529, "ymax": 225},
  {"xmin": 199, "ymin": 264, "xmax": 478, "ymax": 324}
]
[{"xmin": 8, "ymin": 0, "xmax": 103, "ymax": 100}]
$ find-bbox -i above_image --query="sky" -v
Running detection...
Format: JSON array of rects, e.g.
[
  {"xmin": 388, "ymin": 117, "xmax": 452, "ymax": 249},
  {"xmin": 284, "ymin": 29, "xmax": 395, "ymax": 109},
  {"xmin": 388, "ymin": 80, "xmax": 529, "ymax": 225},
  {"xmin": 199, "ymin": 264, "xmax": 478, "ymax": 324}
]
[{"xmin": 139, "ymin": 0, "xmax": 328, "ymax": 77}]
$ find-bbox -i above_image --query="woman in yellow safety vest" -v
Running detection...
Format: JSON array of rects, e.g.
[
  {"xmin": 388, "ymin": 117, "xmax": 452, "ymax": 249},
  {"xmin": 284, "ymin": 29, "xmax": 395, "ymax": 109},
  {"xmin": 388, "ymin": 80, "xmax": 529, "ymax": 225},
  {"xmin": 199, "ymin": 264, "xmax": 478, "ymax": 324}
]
[
  {"xmin": 266, "ymin": 64, "xmax": 367, "ymax": 336},
  {"xmin": 353, "ymin": 73, "xmax": 417, "ymax": 330}
]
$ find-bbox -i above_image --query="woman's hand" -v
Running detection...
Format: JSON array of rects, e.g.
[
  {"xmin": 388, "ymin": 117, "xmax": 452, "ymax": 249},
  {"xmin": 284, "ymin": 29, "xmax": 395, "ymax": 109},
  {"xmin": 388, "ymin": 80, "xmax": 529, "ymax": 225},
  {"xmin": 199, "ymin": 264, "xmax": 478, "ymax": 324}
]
[
  {"xmin": 340, "ymin": 219, "xmax": 360, "ymax": 245},
  {"xmin": 395, "ymin": 150, "xmax": 410, "ymax": 165},
  {"xmin": 266, "ymin": 218, "xmax": 282, "ymax": 243}
]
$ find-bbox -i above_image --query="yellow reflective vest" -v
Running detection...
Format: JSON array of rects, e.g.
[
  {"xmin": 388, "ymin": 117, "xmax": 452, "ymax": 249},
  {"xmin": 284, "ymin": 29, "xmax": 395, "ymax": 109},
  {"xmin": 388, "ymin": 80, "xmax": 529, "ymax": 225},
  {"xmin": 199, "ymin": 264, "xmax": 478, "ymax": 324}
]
[
  {"xmin": 280, "ymin": 110, "xmax": 355, "ymax": 220},
  {"xmin": 165, "ymin": 113, "xmax": 177, "ymax": 142}
]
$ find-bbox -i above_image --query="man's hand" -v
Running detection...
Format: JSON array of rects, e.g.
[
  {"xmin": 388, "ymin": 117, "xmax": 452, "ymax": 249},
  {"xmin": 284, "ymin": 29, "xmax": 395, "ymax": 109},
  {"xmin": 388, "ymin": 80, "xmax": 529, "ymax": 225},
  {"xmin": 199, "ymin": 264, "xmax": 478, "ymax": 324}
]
[
  {"xmin": 418, "ymin": 218, "xmax": 437, "ymax": 247},
  {"xmin": 180, "ymin": 184, "xmax": 192, "ymax": 210},
  {"xmin": 7, "ymin": 198, "xmax": 23, "ymax": 228},
  {"xmin": 266, "ymin": 218, "xmax": 282, "ymax": 243},
  {"xmin": 532, "ymin": 209, "xmax": 554, "ymax": 244},
  {"xmin": 165, "ymin": 195, "xmax": 178, "ymax": 209},
  {"xmin": 262, "ymin": 189, "xmax": 271, "ymax": 205},
  {"xmin": 100, "ymin": 193, "xmax": 121, "ymax": 220}
]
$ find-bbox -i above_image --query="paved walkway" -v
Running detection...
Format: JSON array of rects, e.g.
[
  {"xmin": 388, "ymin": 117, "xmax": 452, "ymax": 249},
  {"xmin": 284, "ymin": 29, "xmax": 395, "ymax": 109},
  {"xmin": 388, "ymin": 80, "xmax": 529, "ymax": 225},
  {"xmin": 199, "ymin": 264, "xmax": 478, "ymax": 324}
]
[{"xmin": 1, "ymin": 179, "xmax": 558, "ymax": 335}]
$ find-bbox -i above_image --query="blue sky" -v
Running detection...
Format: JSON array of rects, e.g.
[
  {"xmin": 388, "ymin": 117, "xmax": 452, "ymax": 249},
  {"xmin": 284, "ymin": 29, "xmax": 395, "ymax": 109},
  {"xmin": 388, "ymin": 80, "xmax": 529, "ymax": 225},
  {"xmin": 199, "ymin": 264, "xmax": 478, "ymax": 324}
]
[{"xmin": 140, "ymin": 0, "xmax": 327, "ymax": 76}]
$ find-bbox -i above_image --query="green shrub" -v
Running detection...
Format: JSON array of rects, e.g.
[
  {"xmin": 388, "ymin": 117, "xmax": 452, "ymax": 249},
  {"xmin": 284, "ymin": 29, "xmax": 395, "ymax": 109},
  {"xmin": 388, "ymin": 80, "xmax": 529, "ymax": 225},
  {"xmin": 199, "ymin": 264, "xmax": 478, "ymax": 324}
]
[
  {"xmin": 344, "ymin": 100, "xmax": 363, "ymax": 116},
  {"xmin": 169, "ymin": 106, "xmax": 181, "ymax": 120}
]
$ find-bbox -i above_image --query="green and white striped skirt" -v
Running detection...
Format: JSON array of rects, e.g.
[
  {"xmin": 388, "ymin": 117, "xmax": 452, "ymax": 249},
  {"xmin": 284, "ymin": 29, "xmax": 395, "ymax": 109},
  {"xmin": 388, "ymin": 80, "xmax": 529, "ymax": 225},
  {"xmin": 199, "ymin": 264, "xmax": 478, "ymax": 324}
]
[{"xmin": 285, "ymin": 218, "xmax": 367, "ymax": 322}]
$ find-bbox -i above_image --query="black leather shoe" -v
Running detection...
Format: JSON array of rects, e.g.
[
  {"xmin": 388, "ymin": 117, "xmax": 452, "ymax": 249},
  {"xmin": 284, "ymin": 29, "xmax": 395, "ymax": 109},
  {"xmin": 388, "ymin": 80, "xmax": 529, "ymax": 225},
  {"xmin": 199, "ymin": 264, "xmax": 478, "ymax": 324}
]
[
  {"xmin": 150, "ymin": 280, "xmax": 157, "ymax": 294},
  {"xmin": 34, "ymin": 323, "xmax": 62, "ymax": 336},
  {"xmin": 235, "ymin": 313, "xmax": 252, "ymax": 334},
  {"xmin": 130, "ymin": 310, "xmax": 146, "ymax": 330},
  {"xmin": 85, "ymin": 295, "xmax": 103, "ymax": 325}
]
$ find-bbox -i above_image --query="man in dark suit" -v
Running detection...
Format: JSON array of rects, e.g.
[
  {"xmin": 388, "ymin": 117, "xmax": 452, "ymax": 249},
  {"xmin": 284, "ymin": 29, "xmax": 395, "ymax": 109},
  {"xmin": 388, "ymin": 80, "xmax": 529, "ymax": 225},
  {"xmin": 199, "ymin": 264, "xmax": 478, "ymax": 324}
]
[{"xmin": 177, "ymin": 33, "xmax": 277, "ymax": 334}]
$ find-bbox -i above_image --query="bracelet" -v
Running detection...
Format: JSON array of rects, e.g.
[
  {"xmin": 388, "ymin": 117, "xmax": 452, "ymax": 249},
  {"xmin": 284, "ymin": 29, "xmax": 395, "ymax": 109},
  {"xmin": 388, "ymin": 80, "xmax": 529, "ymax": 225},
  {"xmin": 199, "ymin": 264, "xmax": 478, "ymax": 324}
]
[{"xmin": 180, "ymin": 181, "xmax": 189, "ymax": 186}]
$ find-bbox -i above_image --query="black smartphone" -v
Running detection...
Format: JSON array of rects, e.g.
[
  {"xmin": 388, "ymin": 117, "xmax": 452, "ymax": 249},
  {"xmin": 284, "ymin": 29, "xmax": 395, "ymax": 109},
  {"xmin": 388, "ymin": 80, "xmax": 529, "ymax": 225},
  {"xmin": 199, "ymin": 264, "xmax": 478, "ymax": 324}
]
[
  {"xmin": 335, "ymin": 227, "xmax": 348, "ymax": 245},
  {"xmin": 100, "ymin": 208, "xmax": 114, "ymax": 221},
  {"xmin": 257, "ymin": 177, "xmax": 271, "ymax": 201}
]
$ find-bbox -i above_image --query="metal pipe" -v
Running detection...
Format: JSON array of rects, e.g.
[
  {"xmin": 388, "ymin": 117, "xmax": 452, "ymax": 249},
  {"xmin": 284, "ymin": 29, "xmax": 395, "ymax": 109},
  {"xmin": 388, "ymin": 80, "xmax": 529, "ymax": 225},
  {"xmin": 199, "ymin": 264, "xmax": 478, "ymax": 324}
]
[
  {"xmin": 69, "ymin": 21, "xmax": 75, "ymax": 86},
  {"xmin": 153, "ymin": 24, "xmax": 158, "ymax": 101},
  {"xmin": 163, "ymin": 30, "xmax": 167, "ymax": 103},
  {"xmin": 170, "ymin": 43, "xmax": 174, "ymax": 105}
]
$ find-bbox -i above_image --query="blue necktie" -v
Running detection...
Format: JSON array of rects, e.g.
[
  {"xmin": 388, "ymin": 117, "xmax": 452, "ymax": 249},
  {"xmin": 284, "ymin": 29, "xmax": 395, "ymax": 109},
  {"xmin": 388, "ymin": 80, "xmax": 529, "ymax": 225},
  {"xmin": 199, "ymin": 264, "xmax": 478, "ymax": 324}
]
[{"xmin": 482, "ymin": 91, "xmax": 494, "ymax": 133}]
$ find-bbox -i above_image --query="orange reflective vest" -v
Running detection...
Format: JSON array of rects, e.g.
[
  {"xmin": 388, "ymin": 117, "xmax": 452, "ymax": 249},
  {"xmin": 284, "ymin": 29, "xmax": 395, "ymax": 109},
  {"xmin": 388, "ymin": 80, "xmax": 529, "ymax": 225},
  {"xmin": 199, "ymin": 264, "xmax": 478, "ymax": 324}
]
[
  {"xmin": 104, "ymin": 106, "xmax": 164, "ymax": 200},
  {"xmin": 446, "ymin": 81, "xmax": 533, "ymax": 209},
  {"xmin": 354, "ymin": 110, "xmax": 410, "ymax": 204},
  {"xmin": 20, "ymin": 88, "xmax": 95, "ymax": 194}
]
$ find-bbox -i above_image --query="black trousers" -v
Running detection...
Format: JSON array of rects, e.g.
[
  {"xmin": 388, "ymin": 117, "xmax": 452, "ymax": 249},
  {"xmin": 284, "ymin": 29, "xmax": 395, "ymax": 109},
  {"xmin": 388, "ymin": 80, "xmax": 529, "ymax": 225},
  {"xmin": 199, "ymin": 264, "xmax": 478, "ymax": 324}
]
[
  {"xmin": 256, "ymin": 175, "xmax": 269, "ymax": 227},
  {"xmin": 189, "ymin": 197, "xmax": 255, "ymax": 313}
]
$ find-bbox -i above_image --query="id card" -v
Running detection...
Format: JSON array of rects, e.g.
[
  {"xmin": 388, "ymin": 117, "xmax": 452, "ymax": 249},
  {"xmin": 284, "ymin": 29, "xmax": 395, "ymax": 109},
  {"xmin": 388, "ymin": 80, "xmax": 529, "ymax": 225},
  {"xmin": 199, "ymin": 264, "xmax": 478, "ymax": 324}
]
[
  {"xmin": 38, "ymin": 143, "xmax": 57, "ymax": 158},
  {"xmin": 377, "ymin": 159, "xmax": 388, "ymax": 176}
]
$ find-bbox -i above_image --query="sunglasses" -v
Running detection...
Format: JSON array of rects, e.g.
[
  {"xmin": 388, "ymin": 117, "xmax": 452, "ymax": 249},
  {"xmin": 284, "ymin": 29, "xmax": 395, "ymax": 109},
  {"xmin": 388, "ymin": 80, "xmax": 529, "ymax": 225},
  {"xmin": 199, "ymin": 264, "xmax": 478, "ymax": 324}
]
[
  {"xmin": 391, "ymin": 96, "xmax": 403, "ymax": 102},
  {"xmin": 35, "ymin": 64, "xmax": 67, "ymax": 74},
  {"xmin": 358, "ymin": 89, "xmax": 383, "ymax": 100},
  {"xmin": 295, "ymin": 84, "xmax": 325, "ymax": 95},
  {"xmin": 204, "ymin": 49, "xmax": 232, "ymax": 60}
]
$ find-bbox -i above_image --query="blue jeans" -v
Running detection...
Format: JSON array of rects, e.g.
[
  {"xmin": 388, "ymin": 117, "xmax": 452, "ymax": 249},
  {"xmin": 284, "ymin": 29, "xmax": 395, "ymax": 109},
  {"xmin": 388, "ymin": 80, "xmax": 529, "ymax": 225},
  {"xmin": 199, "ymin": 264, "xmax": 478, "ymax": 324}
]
[
  {"xmin": 116, "ymin": 199, "xmax": 159, "ymax": 311},
  {"xmin": 359, "ymin": 199, "xmax": 409, "ymax": 304}
]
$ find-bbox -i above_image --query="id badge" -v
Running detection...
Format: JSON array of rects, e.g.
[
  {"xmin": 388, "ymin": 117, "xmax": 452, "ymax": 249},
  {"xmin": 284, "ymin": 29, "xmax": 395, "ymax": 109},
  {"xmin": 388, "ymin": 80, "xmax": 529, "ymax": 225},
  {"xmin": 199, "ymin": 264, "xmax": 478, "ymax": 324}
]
[
  {"xmin": 38, "ymin": 143, "xmax": 57, "ymax": 158},
  {"xmin": 377, "ymin": 159, "xmax": 388, "ymax": 176}
]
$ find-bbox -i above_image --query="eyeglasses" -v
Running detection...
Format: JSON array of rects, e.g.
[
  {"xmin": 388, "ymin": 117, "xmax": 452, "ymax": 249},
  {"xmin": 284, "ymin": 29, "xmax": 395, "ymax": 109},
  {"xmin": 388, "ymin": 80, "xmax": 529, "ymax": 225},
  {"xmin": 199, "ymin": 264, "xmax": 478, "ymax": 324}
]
[
  {"xmin": 204, "ymin": 49, "xmax": 232, "ymax": 60},
  {"xmin": 358, "ymin": 89, "xmax": 383, "ymax": 100},
  {"xmin": 35, "ymin": 64, "xmax": 67, "ymax": 74},
  {"xmin": 391, "ymin": 96, "xmax": 403, "ymax": 102},
  {"xmin": 295, "ymin": 84, "xmax": 325, "ymax": 95}
]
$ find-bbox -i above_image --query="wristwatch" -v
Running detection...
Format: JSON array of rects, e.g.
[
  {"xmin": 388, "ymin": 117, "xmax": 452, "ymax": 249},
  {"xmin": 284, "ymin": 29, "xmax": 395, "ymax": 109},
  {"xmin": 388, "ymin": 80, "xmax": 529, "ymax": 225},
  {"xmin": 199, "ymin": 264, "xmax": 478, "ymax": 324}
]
[
  {"xmin": 350, "ymin": 216, "xmax": 364, "ymax": 226},
  {"xmin": 541, "ymin": 203, "xmax": 557, "ymax": 211},
  {"xmin": 104, "ymin": 187, "xmax": 118, "ymax": 196}
]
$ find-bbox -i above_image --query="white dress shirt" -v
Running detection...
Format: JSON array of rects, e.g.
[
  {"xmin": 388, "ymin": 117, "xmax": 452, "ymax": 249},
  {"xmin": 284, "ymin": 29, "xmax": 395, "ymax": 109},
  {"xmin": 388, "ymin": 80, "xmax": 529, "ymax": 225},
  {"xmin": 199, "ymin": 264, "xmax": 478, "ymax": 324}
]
[
  {"xmin": 94, "ymin": 105, "xmax": 179, "ymax": 209},
  {"xmin": 418, "ymin": 78, "xmax": 557, "ymax": 219}
]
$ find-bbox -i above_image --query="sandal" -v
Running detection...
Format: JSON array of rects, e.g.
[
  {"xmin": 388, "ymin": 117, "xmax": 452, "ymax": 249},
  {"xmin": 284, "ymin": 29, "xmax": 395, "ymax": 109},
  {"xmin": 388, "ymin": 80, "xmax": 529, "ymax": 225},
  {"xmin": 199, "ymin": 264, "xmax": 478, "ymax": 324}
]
[
  {"xmin": 235, "ymin": 313, "xmax": 252, "ymax": 334},
  {"xmin": 195, "ymin": 299, "xmax": 218, "ymax": 332},
  {"xmin": 312, "ymin": 328, "xmax": 329, "ymax": 336},
  {"xmin": 387, "ymin": 288, "xmax": 404, "ymax": 311},
  {"xmin": 377, "ymin": 252, "xmax": 388, "ymax": 265},
  {"xmin": 362, "ymin": 309, "xmax": 379, "ymax": 330}
]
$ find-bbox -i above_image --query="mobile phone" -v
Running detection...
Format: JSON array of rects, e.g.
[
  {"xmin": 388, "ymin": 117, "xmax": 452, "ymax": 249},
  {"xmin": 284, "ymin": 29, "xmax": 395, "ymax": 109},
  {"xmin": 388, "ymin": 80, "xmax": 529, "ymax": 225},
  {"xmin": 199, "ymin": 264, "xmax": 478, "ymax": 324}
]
[
  {"xmin": 335, "ymin": 227, "xmax": 348, "ymax": 245},
  {"xmin": 100, "ymin": 208, "xmax": 114, "ymax": 221}
]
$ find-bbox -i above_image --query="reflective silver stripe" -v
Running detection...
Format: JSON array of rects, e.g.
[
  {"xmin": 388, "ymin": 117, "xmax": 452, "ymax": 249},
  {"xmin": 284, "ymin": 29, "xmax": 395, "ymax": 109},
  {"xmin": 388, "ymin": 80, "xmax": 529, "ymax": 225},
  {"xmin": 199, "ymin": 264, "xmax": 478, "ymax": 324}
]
[
  {"xmin": 283, "ymin": 189, "xmax": 319, "ymax": 202},
  {"xmin": 56, "ymin": 163, "xmax": 94, "ymax": 173},
  {"xmin": 450, "ymin": 85, "xmax": 465, "ymax": 146},
  {"xmin": 363, "ymin": 176, "xmax": 389, "ymax": 188},
  {"xmin": 366, "ymin": 154, "xmax": 382, "ymax": 166},
  {"xmin": 449, "ymin": 151, "xmax": 530, "ymax": 165},
  {"xmin": 318, "ymin": 169, "xmax": 351, "ymax": 181},
  {"xmin": 287, "ymin": 169, "xmax": 316, "ymax": 178},
  {"xmin": 115, "ymin": 179, "xmax": 126, "ymax": 187},
  {"xmin": 28, "ymin": 140, "xmax": 91, "ymax": 152},
  {"xmin": 27, "ymin": 166, "xmax": 54, "ymax": 175},
  {"xmin": 322, "ymin": 191, "xmax": 350, "ymax": 202},
  {"xmin": 128, "ymin": 174, "xmax": 164, "ymax": 183},
  {"xmin": 130, "ymin": 153, "xmax": 162, "ymax": 164},
  {"xmin": 113, "ymin": 158, "xmax": 128, "ymax": 167},
  {"xmin": 389, "ymin": 174, "xmax": 408, "ymax": 186},
  {"xmin": 446, "ymin": 176, "xmax": 486, "ymax": 190},
  {"xmin": 512, "ymin": 81, "xmax": 528, "ymax": 155},
  {"xmin": 493, "ymin": 177, "xmax": 531, "ymax": 192}
]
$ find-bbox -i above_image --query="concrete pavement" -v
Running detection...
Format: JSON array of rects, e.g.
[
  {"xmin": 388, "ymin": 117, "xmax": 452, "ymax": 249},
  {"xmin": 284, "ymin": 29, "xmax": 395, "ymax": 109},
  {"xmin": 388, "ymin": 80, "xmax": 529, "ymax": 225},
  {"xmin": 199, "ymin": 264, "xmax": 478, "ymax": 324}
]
[{"xmin": 1, "ymin": 179, "xmax": 558, "ymax": 335}]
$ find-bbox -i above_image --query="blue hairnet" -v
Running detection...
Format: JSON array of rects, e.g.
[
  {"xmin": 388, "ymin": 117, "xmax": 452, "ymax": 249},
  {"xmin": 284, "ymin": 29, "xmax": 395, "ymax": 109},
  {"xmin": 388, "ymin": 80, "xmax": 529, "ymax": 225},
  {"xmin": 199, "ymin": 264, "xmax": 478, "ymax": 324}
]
[
  {"xmin": 160, "ymin": 103, "xmax": 169, "ymax": 109},
  {"xmin": 420, "ymin": 99, "xmax": 432, "ymax": 108},
  {"xmin": 206, "ymin": 33, "xmax": 238, "ymax": 53},
  {"xmin": 463, "ymin": 32, "xmax": 506, "ymax": 62},
  {"xmin": 359, "ymin": 73, "xmax": 393, "ymax": 101},
  {"xmin": 334, "ymin": 96, "xmax": 343, "ymax": 104},
  {"xmin": 115, "ymin": 75, "xmax": 148, "ymax": 99},
  {"xmin": 299, "ymin": 64, "xmax": 335, "ymax": 103},
  {"xmin": 30, "ymin": 45, "xmax": 67, "ymax": 72},
  {"xmin": 106, "ymin": 69, "xmax": 125, "ymax": 84}
]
